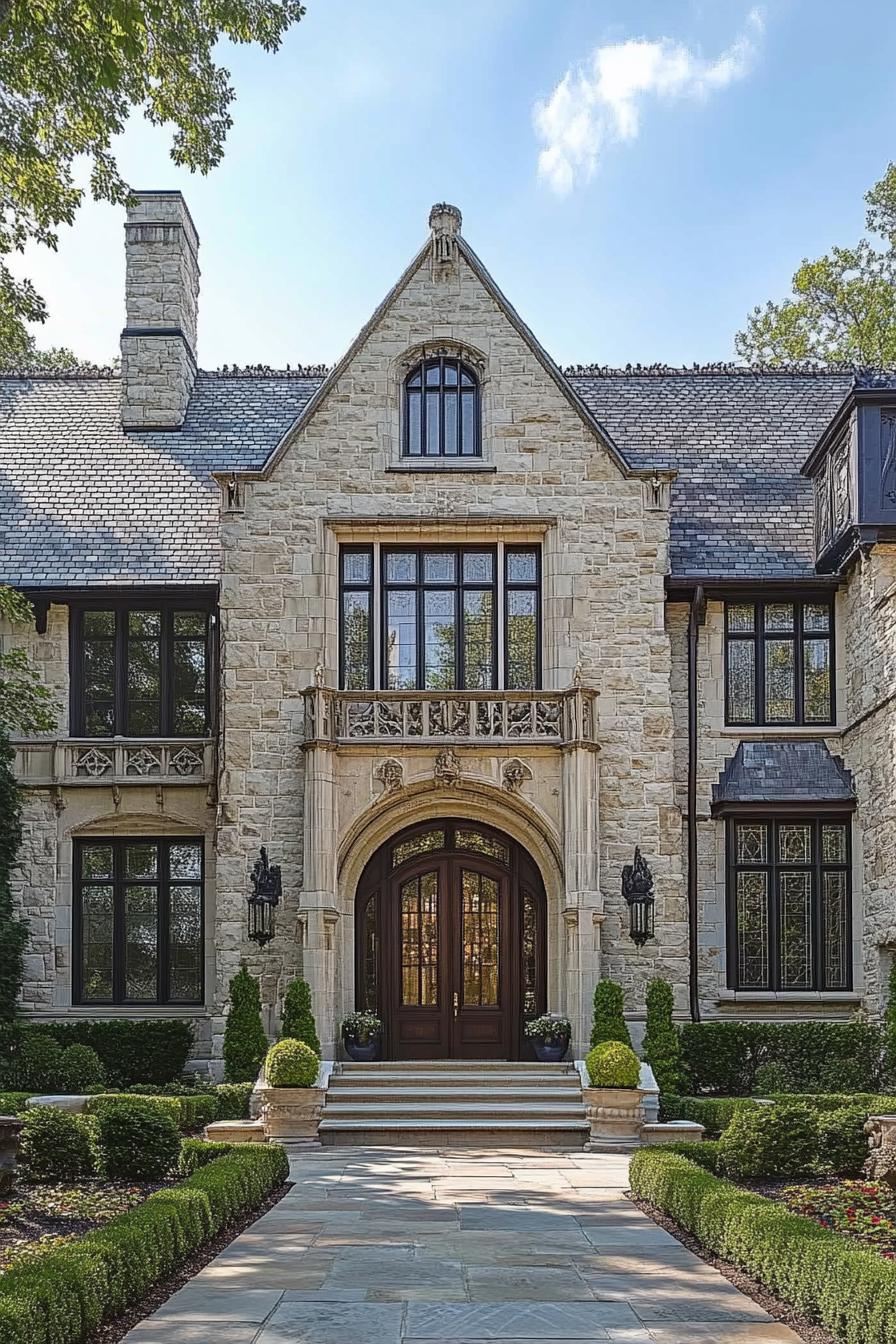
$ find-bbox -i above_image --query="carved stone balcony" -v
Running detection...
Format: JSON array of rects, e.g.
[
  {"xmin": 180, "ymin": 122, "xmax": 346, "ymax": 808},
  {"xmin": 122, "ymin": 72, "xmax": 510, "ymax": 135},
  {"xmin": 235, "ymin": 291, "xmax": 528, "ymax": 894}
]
[
  {"xmin": 303, "ymin": 687, "xmax": 597, "ymax": 748},
  {"xmin": 13, "ymin": 738, "xmax": 215, "ymax": 788}
]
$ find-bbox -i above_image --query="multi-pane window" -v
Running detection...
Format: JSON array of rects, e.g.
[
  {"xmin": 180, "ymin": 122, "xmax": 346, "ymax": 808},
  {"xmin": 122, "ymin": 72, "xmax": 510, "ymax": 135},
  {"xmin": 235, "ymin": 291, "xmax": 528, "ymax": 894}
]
[
  {"xmin": 404, "ymin": 357, "xmax": 480, "ymax": 457},
  {"xmin": 725, "ymin": 600, "xmax": 834, "ymax": 725},
  {"xmin": 74, "ymin": 605, "xmax": 211, "ymax": 736},
  {"xmin": 75, "ymin": 838, "xmax": 204, "ymax": 1005},
  {"xmin": 728, "ymin": 818, "xmax": 851, "ymax": 992},
  {"xmin": 339, "ymin": 545, "xmax": 540, "ymax": 691}
]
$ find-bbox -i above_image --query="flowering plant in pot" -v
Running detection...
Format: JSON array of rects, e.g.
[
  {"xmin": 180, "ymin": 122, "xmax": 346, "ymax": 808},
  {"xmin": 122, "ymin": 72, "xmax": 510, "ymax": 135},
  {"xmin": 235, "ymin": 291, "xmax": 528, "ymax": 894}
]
[
  {"xmin": 525, "ymin": 1014, "xmax": 572, "ymax": 1062},
  {"xmin": 341, "ymin": 1012, "xmax": 383, "ymax": 1062}
]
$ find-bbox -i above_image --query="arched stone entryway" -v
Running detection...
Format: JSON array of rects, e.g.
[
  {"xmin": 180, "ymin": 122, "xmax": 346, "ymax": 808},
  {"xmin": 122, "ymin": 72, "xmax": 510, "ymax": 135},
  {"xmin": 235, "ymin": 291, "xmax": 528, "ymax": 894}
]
[{"xmin": 354, "ymin": 819, "xmax": 547, "ymax": 1059}]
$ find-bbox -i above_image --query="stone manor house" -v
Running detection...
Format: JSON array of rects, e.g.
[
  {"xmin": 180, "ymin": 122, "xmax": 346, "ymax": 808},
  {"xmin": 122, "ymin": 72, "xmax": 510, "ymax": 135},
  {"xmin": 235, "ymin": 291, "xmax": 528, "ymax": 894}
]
[{"xmin": 2, "ymin": 191, "xmax": 895, "ymax": 1070}]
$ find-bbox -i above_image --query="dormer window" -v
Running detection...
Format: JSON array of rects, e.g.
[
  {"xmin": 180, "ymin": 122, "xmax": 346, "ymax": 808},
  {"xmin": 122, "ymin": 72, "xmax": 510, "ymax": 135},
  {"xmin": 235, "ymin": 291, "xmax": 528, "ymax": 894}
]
[{"xmin": 404, "ymin": 357, "xmax": 480, "ymax": 458}]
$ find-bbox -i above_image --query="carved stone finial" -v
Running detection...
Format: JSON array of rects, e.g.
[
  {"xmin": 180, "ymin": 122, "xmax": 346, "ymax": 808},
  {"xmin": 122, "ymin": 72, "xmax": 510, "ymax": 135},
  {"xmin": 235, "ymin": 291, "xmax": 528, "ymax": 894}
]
[
  {"xmin": 434, "ymin": 747, "xmax": 462, "ymax": 787},
  {"xmin": 429, "ymin": 203, "xmax": 462, "ymax": 279},
  {"xmin": 502, "ymin": 758, "xmax": 533, "ymax": 793},
  {"xmin": 374, "ymin": 758, "xmax": 404, "ymax": 795}
]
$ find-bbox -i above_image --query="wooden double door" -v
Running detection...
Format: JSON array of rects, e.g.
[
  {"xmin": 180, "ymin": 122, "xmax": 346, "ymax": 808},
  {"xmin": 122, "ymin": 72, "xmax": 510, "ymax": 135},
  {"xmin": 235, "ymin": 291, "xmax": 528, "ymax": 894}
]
[{"xmin": 355, "ymin": 821, "xmax": 546, "ymax": 1060}]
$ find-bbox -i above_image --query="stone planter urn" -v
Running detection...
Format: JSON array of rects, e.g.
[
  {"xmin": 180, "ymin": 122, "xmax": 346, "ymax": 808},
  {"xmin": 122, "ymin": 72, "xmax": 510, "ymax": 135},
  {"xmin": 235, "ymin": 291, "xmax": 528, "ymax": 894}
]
[
  {"xmin": 583, "ymin": 1086, "xmax": 648, "ymax": 1146},
  {"xmin": 256, "ymin": 1085, "xmax": 325, "ymax": 1141}
]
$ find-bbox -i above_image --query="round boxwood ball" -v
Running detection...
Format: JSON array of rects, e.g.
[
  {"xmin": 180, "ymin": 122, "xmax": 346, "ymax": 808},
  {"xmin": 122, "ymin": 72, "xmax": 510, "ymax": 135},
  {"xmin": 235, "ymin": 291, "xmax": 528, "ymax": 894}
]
[
  {"xmin": 586, "ymin": 1040, "xmax": 641, "ymax": 1088},
  {"xmin": 264, "ymin": 1038, "xmax": 320, "ymax": 1088}
]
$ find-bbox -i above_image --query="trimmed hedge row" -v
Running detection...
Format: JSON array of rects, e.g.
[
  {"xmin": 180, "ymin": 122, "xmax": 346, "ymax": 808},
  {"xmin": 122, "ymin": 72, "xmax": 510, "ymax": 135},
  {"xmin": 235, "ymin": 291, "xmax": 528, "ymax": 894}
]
[
  {"xmin": 0, "ymin": 1091, "xmax": 32, "ymax": 1115},
  {"xmin": 0, "ymin": 1020, "xmax": 194, "ymax": 1088},
  {"xmin": 85, "ymin": 1092, "xmax": 219, "ymax": 1133},
  {"xmin": 629, "ymin": 1148, "xmax": 896, "ymax": 1344},
  {"xmin": 659, "ymin": 1094, "xmax": 762, "ymax": 1135},
  {"xmin": 0, "ymin": 1143, "xmax": 289, "ymax": 1344},
  {"xmin": 680, "ymin": 1021, "xmax": 882, "ymax": 1095}
]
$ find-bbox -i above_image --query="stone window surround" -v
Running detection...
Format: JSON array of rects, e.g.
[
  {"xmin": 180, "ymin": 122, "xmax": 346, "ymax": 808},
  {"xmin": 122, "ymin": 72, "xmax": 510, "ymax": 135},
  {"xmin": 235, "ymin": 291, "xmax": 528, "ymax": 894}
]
[
  {"xmin": 324, "ymin": 518, "xmax": 581, "ymax": 690},
  {"xmin": 387, "ymin": 340, "xmax": 496, "ymax": 473},
  {"xmin": 49, "ymin": 815, "xmax": 217, "ymax": 1014}
]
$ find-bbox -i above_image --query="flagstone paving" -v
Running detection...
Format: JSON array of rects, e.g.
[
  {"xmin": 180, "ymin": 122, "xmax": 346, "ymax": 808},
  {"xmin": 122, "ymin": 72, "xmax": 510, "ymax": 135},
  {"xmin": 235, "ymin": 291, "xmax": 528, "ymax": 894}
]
[{"xmin": 122, "ymin": 1147, "xmax": 802, "ymax": 1343}]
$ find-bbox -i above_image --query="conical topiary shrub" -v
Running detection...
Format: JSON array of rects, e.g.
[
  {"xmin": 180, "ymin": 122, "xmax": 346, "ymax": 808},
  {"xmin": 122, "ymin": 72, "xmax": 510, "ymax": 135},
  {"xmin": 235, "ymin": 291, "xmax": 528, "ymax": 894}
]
[
  {"xmin": 223, "ymin": 967, "xmax": 268, "ymax": 1083},
  {"xmin": 280, "ymin": 978, "xmax": 321, "ymax": 1056},
  {"xmin": 590, "ymin": 978, "xmax": 632, "ymax": 1049},
  {"xmin": 642, "ymin": 977, "xmax": 682, "ymax": 1095}
]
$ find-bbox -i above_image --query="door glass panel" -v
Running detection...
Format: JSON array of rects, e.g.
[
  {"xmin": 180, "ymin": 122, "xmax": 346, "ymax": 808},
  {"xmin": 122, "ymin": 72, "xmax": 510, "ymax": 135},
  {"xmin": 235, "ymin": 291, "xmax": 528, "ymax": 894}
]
[
  {"xmin": 462, "ymin": 869, "xmax": 499, "ymax": 1006},
  {"xmin": 400, "ymin": 871, "xmax": 439, "ymax": 1006},
  {"xmin": 392, "ymin": 829, "xmax": 445, "ymax": 867},
  {"xmin": 455, "ymin": 829, "xmax": 509, "ymax": 864},
  {"xmin": 522, "ymin": 888, "xmax": 538, "ymax": 1015},
  {"xmin": 361, "ymin": 893, "xmax": 379, "ymax": 1012}
]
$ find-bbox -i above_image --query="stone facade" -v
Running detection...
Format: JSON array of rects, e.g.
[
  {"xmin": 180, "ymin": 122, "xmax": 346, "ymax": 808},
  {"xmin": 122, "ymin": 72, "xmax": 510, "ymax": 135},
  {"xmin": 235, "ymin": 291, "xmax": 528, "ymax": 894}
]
[{"xmin": 3, "ymin": 192, "xmax": 895, "ymax": 1069}]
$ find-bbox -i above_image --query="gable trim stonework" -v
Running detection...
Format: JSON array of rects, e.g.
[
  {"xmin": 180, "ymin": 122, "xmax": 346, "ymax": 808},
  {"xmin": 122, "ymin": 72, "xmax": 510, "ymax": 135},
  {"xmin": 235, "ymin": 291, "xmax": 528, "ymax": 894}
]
[{"xmin": 4, "ymin": 193, "xmax": 896, "ymax": 1071}]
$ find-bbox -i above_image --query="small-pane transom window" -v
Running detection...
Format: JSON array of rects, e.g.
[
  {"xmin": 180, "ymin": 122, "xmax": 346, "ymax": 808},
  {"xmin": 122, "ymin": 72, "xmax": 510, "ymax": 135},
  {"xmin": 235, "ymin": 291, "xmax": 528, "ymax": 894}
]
[
  {"xmin": 404, "ymin": 357, "xmax": 480, "ymax": 457},
  {"xmin": 725, "ymin": 600, "xmax": 834, "ymax": 726}
]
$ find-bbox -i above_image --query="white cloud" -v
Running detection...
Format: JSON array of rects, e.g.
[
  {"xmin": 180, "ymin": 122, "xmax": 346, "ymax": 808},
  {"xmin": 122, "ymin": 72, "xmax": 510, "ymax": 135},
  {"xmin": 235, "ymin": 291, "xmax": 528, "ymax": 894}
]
[{"xmin": 534, "ymin": 9, "xmax": 764, "ymax": 195}]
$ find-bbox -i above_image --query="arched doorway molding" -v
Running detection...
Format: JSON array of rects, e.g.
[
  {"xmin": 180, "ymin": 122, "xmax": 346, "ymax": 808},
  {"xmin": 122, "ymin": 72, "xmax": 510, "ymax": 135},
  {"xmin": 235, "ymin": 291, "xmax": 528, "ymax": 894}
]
[{"xmin": 335, "ymin": 780, "xmax": 565, "ymax": 1060}]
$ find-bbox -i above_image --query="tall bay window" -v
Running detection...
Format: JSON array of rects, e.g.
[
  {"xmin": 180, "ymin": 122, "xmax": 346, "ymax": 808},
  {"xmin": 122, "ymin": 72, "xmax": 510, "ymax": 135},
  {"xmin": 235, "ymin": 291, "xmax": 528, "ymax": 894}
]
[
  {"xmin": 73, "ymin": 603, "xmax": 211, "ymax": 736},
  {"xmin": 74, "ymin": 837, "xmax": 204, "ymax": 1005},
  {"xmin": 339, "ymin": 545, "xmax": 540, "ymax": 691},
  {"xmin": 727, "ymin": 817, "xmax": 851, "ymax": 992},
  {"xmin": 725, "ymin": 599, "xmax": 834, "ymax": 725}
]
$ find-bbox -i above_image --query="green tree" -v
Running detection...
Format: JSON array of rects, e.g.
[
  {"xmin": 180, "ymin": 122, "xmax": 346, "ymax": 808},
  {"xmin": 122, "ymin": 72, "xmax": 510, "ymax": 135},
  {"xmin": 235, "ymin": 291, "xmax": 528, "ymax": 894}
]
[
  {"xmin": 590, "ymin": 978, "xmax": 632, "ymax": 1049},
  {"xmin": 736, "ymin": 163, "xmax": 896, "ymax": 366},
  {"xmin": 882, "ymin": 959, "xmax": 896, "ymax": 1090},
  {"xmin": 0, "ymin": 0, "xmax": 305, "ymax": 361},
  {"xmin": 223, "ymin": 967, "xmax": 268, "ymax": 1083},
  {"xmin": 642, "ymin": 978, "xmax": 683, "ymax": 1096},
  {"xmin": 280, "ymin": 977, "xmax": 321, "ymax": 1055},
  {"xmin": 0, "ymin": 588, "xmax": 56, "ymax": 1021},
  {"xmin": 0, "ymin": 336, "xmax": 107, "ymax": 374}
]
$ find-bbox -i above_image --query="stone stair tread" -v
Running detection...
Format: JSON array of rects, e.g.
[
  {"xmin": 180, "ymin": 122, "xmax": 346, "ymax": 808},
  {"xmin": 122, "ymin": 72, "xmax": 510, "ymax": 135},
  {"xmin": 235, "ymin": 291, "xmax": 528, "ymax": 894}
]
[
  {"xmin": 323, "ymin": 1104, "xmax": 587, "ymax": 1116},
  {"xmin": 326, "ymin": 1087, "xmax": 580, "ymax": 1099},
  {"xmin": 319, "ymin": 1117, "xmax": 590, "ymax": 1129}
]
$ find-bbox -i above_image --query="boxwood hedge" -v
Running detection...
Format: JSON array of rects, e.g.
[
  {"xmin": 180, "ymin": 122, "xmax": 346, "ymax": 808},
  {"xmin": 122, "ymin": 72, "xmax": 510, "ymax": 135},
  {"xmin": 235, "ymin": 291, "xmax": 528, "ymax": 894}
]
[
  {"xmin": 679, "ymin": 1020, "xmax": 882, "ymax": 1096},
  {"xmin": 0, "ymin": 1142, "xmax": 288, "ymax": 1344},
  {"xmin": 629, "ymin": 1148, "xmax": 896, "ymax": 1344},
  {"xmin": 85, "ymin": 1092, "xmax": 218, "ymax": 1133}
]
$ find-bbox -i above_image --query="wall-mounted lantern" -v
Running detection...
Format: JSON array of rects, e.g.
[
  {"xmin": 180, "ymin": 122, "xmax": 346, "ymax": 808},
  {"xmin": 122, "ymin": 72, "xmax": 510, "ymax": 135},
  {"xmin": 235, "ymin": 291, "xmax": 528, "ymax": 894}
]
[
  {"xmin": 247, "ymin": 846, "xmax": 281, "ymax": 947},
  {"xmin": 622, "ymin": 847, "xmax": 655, "ymax": 948}
]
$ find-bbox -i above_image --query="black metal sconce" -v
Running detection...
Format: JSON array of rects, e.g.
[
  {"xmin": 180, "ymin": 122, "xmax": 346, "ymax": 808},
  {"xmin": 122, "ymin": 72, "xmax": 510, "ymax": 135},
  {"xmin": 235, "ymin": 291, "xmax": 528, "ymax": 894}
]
[
  {"xmin": 622, "ymin": 847, "xmax": 655, "ymax": 948},
  {"xmin": 247, "ymin": 847, "xmax": 281, "ymax": 947}
]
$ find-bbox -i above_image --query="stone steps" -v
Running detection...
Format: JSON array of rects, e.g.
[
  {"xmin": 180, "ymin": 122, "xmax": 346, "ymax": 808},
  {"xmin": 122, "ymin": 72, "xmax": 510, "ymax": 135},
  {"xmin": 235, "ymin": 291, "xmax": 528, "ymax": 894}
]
[{"xmin": 319, "ymin": 1059, "xmax": 589, "ymax": 1147}]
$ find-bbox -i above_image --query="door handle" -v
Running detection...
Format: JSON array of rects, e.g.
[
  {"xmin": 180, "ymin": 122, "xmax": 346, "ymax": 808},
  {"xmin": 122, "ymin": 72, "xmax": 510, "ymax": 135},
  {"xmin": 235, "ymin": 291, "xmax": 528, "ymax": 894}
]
[{"xmin": 453, "ymin": 991, "xmax": 459, "ymax": 1018}]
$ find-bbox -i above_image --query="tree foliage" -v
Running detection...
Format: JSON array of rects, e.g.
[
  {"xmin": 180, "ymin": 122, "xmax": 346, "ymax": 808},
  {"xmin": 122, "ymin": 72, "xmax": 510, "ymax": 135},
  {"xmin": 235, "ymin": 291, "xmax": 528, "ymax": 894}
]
[
  {"xmin": 0, "ymin": 335, "xmax": 106, "ymax": 375},
  {"xmin": 223, "ymin": 967, "xmax": 268, "ymax": 1083},
  {"xmin": 0, "ymin": 587, "xmax": 56, "ymax": 736},
  {"xmin": 0, "ymin": 0, "xmax": 305, "ymax": 360},
  {"xmin": 642, "ymin": 978, "xmax": 683, "ymax": 1096},
  {"xmin": 736, "ymin": 163, "xmax": 896, "ymax": 366},
  {"xmin": 0, "ymin": 730, "xmax": 27, "ymax": 1022}
]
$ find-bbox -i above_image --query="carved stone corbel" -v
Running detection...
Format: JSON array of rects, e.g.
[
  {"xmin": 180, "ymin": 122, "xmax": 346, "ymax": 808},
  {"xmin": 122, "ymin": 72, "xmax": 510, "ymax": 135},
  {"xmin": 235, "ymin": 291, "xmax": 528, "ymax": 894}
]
[{"xmin": 374, "ymin": 758, "xmax": 404, "ymax": 795}]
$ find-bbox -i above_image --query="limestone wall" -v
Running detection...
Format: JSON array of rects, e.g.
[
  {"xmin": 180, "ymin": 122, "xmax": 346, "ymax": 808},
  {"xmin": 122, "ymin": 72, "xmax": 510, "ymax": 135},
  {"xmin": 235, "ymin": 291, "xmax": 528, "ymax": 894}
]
[{"xmin": 217, "ymin": 242, "xmax": 687, "ymax": 1053}]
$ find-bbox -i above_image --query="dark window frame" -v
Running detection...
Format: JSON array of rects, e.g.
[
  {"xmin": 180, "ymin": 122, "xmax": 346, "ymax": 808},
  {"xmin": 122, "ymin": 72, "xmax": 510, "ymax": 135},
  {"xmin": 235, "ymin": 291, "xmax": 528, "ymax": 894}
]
[
  {"xmin": 503, "ymin": 545, "xmax": 542, "ymax": 691},
  {"xmin": 403, "ymin": 356, "xmax": 481, "ymax": 458},
  {"xmin": 70, "ymin": 598, "xmax": 214, "ymax": 738},
  {"xmin": 73, "ymin": 835, "xmax": 205, "ymax": 1007},
  {"xmin": 724, "ymin": 598, "xmax": 835, "ymax": 727},
  {"xmin": 725, "ymin": 815, "xmax": 852, "ymax": 993},
  {"xmin": 339, "ymin": 546, "xmax": 375, "ymax": 692}
]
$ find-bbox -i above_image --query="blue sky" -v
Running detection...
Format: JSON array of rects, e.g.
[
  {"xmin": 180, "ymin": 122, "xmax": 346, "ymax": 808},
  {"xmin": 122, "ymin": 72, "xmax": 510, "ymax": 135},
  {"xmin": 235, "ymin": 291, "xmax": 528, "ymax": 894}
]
[{"xmin": 17, "ymin": 0, "xmax": 896, "ymax": 369}]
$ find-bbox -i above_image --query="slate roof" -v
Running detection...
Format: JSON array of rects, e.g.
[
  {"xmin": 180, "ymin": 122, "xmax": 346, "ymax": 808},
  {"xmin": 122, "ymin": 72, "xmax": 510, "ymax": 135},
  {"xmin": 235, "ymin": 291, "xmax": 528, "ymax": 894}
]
[
  {"xmin": 0, "ymin": 374, "xmax": 318, "ymax": 586},
  {"xmin": 712, "ymin": 740, "xmax": 856, "ymax": 811},
  {"xmin": 570, "ymin": 371, "xmax": 853, "ymax": 580},
  {"xmin": 0, "ymin": 365, "xmax": 863, "ymax": 588}
]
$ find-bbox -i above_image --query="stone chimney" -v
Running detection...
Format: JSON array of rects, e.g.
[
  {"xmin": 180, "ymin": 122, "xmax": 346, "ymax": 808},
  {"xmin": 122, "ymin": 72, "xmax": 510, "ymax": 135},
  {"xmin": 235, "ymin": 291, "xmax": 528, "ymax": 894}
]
[{"xmin": 120, "ymin": 191, "xmax": 200, "ymax": 429}]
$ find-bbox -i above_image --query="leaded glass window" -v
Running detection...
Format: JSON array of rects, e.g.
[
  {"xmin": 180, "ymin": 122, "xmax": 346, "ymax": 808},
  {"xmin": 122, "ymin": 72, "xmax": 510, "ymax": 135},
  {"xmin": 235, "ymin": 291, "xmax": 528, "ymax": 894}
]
[
  {"xmin": 725, "ymin": 600, "xmax": 834, "ymax": 725},
  {"xmin": 404, "ymin": 357, "xmax": 480, "ymax": 457},
  {"xmin": 74, "ymin": 605, "xmax": 211, "ymax": 738},
  {"xmin": 75, "ymin": 837, "xmax": 204, "ymax": 1005},
  {"xmin": 728, "ymin": 818, "xmax": 851, "ymax": 992},
  {"xmin": 339, "ymin": 545, "xmax": 541, "ymax": 691}
]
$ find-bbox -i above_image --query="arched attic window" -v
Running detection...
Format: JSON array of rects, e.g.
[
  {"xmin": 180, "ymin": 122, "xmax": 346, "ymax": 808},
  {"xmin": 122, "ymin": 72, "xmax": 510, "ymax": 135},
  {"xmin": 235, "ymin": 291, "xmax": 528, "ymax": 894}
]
[{"xmin": 404, "ymin": 356, "xmax": 480, "ymax": 458}]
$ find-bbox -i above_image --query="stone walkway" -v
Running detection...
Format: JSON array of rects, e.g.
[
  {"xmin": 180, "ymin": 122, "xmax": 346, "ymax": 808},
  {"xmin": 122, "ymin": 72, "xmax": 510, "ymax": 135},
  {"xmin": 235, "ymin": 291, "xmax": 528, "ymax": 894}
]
[{"xmin": 123, "ymin": 1147, "xmax": 801, "ymax": 1343}]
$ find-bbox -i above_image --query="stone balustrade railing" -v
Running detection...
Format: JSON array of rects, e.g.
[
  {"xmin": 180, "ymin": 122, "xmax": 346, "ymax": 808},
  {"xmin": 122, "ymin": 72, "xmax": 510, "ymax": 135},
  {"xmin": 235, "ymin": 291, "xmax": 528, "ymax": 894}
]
[
  {"xmin": 13, "ymin": 738, "xmax": 214, "ymax": 787},
  {"xmin": 303, "ymin": 687, "xmax": 597, "ymax": 747}
]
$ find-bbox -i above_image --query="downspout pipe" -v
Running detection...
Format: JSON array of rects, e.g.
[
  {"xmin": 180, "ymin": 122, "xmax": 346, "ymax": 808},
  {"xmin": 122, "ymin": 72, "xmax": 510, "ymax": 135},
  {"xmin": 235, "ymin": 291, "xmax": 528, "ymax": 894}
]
[{"xmin": 687, "ymin": 585, "xmax": 706, "ymax": 1023}]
